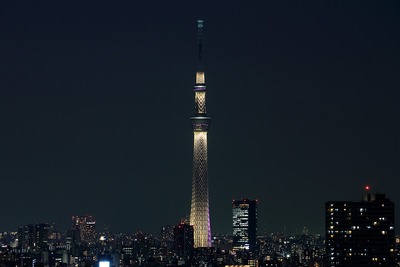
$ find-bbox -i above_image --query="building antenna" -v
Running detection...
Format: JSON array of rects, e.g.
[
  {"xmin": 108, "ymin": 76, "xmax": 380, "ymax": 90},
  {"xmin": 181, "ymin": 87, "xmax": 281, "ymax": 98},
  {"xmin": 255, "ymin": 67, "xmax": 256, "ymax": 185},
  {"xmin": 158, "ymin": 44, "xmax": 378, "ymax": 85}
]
[{"xmin": 197, "ymin": 19, "xmax": 204, "ymax": 71}]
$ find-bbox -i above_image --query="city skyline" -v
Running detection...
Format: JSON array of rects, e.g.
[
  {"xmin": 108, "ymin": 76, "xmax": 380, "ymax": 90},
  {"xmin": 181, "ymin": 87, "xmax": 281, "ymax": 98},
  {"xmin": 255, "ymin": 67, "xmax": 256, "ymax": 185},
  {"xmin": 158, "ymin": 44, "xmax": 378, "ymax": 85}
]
[{"xmin": 0, "ymin": 1, "xmax": 399, "ymax": 235}]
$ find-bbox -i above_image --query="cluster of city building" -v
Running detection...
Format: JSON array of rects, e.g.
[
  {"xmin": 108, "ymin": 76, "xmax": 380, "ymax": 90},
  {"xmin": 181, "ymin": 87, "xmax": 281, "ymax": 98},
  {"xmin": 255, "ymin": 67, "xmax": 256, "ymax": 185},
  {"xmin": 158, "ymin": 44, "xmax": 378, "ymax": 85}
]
[
  {"xmin": 0, "ymin": 199, "xmax": 323, "ymax": 267},
  {"xmin": 0, "ymin": 192, "xmax": 399, "ymax": 267}
]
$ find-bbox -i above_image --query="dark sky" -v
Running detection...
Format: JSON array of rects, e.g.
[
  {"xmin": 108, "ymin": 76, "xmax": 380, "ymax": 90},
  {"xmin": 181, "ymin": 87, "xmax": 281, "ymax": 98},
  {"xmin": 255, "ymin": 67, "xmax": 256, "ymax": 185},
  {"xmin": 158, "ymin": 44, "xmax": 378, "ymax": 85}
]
[{"xmin": 0, "ymin": 1, "xmax": 399, "ymax": 235}]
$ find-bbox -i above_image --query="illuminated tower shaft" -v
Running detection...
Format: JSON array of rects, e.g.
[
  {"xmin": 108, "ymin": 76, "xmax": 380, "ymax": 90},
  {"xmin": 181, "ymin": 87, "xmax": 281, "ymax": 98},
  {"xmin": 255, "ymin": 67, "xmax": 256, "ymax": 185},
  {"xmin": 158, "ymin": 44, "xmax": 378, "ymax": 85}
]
[{"xmin": 190, "ymin": 19, "xmax": 211, "ymax": 248}]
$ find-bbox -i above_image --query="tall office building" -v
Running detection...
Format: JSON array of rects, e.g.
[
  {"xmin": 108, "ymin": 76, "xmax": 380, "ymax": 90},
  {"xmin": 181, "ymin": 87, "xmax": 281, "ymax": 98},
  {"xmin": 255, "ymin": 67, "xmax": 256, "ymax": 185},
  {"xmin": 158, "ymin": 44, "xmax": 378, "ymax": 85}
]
[
  {"xmin": 325, "ymin": 188, "xmax": 395, "ymax": 266},
  {"xmin": 232, "ymin": 198, "xmax": 258, "ymax": 252},
  {"xmin": 189, "ymin": 19, "xmax": 212, "ymax": 248},
  {"xmin": 18, "ymin": 224, "xmax": 34, "ymax": 250},
  {"xmin": 173, "ymin": 221, "xmax": 194, "ymax": 260},
  {"xmin": 72, "ymin": 214, "xmax": 97, "ymax": 245},
  {"xmin": 161, "ymin": 225, "xmax": 174, "ymax": 247},
  {"xmin": 35, "ymin": 223, "xmax": 50, "ymax": 251}
]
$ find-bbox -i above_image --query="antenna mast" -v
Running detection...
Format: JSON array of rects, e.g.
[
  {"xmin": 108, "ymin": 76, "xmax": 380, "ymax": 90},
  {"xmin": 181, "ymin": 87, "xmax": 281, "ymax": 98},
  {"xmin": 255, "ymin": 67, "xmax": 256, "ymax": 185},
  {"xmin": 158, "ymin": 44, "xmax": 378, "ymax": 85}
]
[{"xmin": 197, "ymin": 19, "xmax": 204, "ymax": 71}]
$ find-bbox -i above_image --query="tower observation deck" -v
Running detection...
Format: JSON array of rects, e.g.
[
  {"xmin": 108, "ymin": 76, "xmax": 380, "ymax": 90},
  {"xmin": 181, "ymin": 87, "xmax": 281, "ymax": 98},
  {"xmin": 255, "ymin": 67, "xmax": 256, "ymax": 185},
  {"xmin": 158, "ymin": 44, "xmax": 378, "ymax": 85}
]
[{"xmin": 189, "ymin": 19, "xmax": 212, "ymax": 248}]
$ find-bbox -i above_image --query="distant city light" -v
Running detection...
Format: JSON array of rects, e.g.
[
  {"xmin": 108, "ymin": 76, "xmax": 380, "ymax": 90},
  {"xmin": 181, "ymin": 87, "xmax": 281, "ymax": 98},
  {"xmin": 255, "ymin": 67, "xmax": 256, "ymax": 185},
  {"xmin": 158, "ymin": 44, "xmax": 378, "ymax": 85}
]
[{"xmin": 99, "ymin": 261, "xmax": 110, "ymax": 267}]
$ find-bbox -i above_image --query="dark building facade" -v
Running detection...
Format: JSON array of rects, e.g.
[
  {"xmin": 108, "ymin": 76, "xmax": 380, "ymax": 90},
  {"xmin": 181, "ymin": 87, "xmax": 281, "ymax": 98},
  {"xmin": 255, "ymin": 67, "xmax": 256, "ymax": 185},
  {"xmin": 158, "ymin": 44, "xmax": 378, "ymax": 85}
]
[
  {"xmin": 173, "ymin": 222, "xmax": 194, "ymax": 260},
  {"xmin": 18, "ymin": 224, "xmax": 34, "ymax": 250},
  {"xmin": 326, "ymin": 192, "xmax": 395, "ymax": 266},
  {"xmin": 35, "ymin": 223, "xmax": 50, "ymax": 251},
  {"xmin": 232, "ymin": 198, "xmax": 258, "ymax": 253}
]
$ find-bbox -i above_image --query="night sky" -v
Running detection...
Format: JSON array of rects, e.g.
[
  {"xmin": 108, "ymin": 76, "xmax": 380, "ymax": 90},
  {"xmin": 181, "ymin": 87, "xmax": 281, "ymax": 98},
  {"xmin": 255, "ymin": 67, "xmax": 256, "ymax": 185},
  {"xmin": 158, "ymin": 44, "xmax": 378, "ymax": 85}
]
[{"xmin": 0, "ymin": 1, "xmax": 399, "ymax": 235}]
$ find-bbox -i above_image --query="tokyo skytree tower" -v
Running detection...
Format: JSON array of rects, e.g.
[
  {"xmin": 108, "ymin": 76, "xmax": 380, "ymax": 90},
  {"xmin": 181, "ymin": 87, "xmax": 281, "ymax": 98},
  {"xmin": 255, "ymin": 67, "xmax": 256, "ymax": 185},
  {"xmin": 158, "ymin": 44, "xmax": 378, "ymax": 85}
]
[{"xmin": 189, "ymin": 19, "xmax": 212, "ymax": 248}]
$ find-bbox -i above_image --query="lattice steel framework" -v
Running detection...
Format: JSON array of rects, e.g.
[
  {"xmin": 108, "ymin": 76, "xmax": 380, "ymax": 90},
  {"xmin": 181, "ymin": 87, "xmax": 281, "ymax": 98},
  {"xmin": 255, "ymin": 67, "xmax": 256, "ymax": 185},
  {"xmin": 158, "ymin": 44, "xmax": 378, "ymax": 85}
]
[
  {"xmin": 189, "ymin": 19, "xmax": 212, "ymax": 248},
  {"xmin": 190, "ymin": 132, "xmax": 211, "ymax": 247},
  {"xmin": 195, "ymin": 92, "xmax": 206, "ymax": 114}
]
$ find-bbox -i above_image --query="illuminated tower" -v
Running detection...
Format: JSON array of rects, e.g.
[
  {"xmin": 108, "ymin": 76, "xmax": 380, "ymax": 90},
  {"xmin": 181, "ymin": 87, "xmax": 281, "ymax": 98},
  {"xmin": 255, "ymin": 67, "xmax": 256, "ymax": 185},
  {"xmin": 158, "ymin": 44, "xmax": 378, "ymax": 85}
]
[{"xmin": 189, "ymin": 19, "xmax": 212, "ymax": 248}]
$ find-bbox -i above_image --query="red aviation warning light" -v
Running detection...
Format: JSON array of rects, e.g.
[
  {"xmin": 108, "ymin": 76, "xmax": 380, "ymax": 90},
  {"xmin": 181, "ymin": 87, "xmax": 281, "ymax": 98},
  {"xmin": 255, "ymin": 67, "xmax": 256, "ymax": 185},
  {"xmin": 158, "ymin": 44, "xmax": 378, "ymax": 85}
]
[{"xmin": 365, "ymin": 185, "xmax": 371, "ymax": 191}]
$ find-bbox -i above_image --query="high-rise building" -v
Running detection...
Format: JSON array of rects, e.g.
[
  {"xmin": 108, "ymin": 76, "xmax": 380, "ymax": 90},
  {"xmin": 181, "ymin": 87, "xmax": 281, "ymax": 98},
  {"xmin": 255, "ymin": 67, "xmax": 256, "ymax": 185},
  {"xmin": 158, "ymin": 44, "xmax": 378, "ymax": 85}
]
[
  {"xmin": 72, "ymin": 214, "xmax": 97, "ymax": 245},
  {"xmin": 232, "ymin": 199, "xmax": 258, "ymax": 253},
  {"xmin": 161, "ymin": 225, "xmax": 174, "ymax": 247},
  {"xmin": 189, "ymin": 19, "xmax": 212, "ymax": 248},
  {"xmin": 325, "ymin": 188, "xmax": 395, "ymax": 266},
  {"xmin": 173, "ymin": 221, "xmax": 194, "ymax": 260},
  {"xmin": 18, "ymin": 224, "xmax": 34, "ymax": 250},
  {"xmin": 35, "ymin": 223, "xmax": 50, "ymax": 251}
]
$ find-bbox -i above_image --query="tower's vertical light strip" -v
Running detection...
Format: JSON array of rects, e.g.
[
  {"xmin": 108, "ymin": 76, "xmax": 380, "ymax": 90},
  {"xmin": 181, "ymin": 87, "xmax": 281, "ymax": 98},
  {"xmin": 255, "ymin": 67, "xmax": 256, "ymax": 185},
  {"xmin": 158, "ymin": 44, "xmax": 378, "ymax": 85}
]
[{"xmin": 190, "ymin": 19, "xmax": 212, "ymax": 248}]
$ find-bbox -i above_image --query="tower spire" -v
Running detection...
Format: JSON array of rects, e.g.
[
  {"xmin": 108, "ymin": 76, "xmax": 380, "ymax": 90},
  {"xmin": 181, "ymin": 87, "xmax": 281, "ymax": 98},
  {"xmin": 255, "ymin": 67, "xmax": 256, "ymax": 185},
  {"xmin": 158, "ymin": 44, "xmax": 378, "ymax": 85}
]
[
  {"xmin": 190, "ymin": 19, "xmax": 212, "ymax": 248},
  {"xmin": 197, "ymin": 19, "xmax": 204, "ymax": 70}
]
